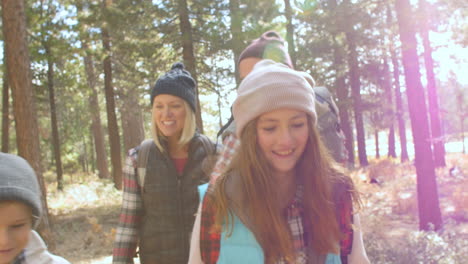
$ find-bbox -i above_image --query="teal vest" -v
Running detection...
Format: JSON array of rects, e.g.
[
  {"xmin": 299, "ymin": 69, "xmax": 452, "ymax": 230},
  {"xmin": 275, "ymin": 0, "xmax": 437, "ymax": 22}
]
[{"xmin": 198, "ymin": 183, "xmax": 342, "ymax": 264}]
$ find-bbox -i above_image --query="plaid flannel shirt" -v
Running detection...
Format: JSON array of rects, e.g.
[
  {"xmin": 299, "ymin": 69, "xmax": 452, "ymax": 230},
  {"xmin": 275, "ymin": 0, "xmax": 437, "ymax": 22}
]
[
  {"xmin": 209, "ymin": 133, "xmax": 240, "ymax": 183},
  {"xmin": 113, "ymin": 148, "xmax": 143, "ymax": 264},
  {"xmin": 200, "ymin": 133, "xmax": 353, "ymax": 263}
]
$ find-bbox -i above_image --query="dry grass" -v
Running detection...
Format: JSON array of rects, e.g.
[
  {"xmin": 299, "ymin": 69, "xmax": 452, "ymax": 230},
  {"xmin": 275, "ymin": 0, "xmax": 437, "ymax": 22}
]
[
  {"xmin": 44, "ymin": 173, "xmax": 121, "ymax": 263},
  {"xmin": 354, "ymin": 153, "xmax": 468, "ymax": 263},
  {"xmin": 42, "ymin": 153, "xmax": 468, "ymax": 263}
]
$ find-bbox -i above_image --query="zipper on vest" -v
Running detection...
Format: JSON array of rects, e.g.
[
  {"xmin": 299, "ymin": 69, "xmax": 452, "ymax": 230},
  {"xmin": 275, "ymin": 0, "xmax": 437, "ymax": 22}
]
[{"xmin": 177, "ymin": 174, "xmax": 188, "ymax": 256}]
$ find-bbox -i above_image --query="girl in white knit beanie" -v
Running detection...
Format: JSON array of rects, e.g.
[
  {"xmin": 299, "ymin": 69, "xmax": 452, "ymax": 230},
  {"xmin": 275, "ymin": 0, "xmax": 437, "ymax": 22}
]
[{"xmin": 189, "ymin": 60, "xmax": 370, "ymax": 264}]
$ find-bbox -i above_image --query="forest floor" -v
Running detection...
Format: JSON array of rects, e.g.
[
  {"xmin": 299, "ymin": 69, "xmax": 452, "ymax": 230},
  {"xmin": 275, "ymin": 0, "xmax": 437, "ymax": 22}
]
[{"xmin": 44, "ymin": 153, "xmax": 468, "ymax": 264}]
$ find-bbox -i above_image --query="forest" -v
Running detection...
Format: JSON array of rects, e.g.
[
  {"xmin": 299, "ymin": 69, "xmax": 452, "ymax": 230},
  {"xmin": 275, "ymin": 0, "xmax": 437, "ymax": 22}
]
[{"xmin": 1, "ymin": 0, "xmax": 467, "ymax": 263}]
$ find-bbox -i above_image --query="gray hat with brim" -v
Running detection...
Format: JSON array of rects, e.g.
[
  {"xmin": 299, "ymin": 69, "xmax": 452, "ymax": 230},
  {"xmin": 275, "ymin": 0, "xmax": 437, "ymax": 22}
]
[{"xmin": 0, "ymin": 152, "xmax": 42, "ymax": 225}]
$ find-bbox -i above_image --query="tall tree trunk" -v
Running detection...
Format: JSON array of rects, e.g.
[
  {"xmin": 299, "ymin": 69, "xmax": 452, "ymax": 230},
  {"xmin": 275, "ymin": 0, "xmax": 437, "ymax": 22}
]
[
  {"xmin": 84, "ymin": 49, "xmax": 110, "ymax": 179},
  {"xmin": 374, "ymin": 129, "xmax": 380, "ymax": 159},
  {"xmin": 342, "ymin": 0, "xmax": 368, "ymax": 166},
  {"xmin": 395, "ymin": 0, "xmax": 442, "ymax": 230},
  {"xmin": 392, "ymin": 51, "xmax": 410, "ymax": 162},
  {"xmin": 44, "ymin": 44, "xmax": 64, "ymax": 191},
  {"xmin": 2, "ymin": 48, "xmax": 9, "ymax": 153},
  {"xmin": 383, "ymin": 56, "xmax": 397, "ymax": 158},
  {"xmin": 419, "ymin": 0, "xmax": 445, "ymax": 167},
  {"xmin": 77, "ymin": 2, "xmax": 110, "ymax": 179},
  {"xmin": 387, "ymin": 5, "xmax": 409, "ymax": 162},
  {"xmin": 456, "ymin": 87, "xmax": 466, "ymax": 154},
  {"xmin": 101, "ymin": 0, "xmax": 122, "ymax": 189},
  {"xmin": 177, "ymin": 0, "xmax": 203, "ymax": 133},
  {"xmin": 344, "ymin": 30, "xmax": 368, "ymax": 166},
  {"xmin": 284, "ymin": 0, "xmax": 297, "ymax": 68},
  {"xmin": 333, "ymin": 40, "xmax": 354, "ymax": 166},
  {"xmin": 229, "ymin": 0, "xmax": 243, "ymax": 85},
  {"xmin": 120, "ymin": 91, "xmax": 145, "ymax": 152},
  {"xmin": 329, "ymin": 0, "xmax": 354, "ymax": 166},
  {"xmin": 336, "ymin": 75, "xmax": 355, "ymax": 166},
  {"xmin": 1, "ymin": 0, "xmax": 53, "ymax": 244}
]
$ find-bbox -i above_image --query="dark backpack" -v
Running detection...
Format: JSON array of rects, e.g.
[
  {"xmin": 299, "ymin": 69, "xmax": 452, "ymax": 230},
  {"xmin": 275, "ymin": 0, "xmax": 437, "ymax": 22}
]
[{"xmin": 313, "ymin": 86, "xmax": 348, "ymax": 163}]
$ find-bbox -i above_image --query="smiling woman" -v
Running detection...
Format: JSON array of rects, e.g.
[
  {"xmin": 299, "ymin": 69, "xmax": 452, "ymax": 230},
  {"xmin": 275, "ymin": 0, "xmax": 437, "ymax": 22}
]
[{"xmin": 112, "ymin": 62, "xmax": 216, "ymax": 264}]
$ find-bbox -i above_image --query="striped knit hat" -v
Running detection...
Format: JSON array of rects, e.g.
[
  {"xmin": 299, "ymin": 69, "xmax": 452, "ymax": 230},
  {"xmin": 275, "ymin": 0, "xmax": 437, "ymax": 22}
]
[
  {"xmin": 0, "ymin": 152, "xmax": 42, "ymax": 226},
  {"xmin": 233, "ymin": 60, "xmax": 317, "ymax": 137},
  {"xmin": 238, "ymin": 31, "xmax": 293, "ymax": 68}
]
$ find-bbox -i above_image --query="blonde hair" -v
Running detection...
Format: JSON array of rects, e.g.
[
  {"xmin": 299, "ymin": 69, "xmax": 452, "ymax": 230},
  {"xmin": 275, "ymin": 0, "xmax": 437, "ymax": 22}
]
[
  {"xmin": 151, "ymin": 100, "xmax": 197, "ymax": 152},
  {"xmin": 212, "ymin": 115, "xmax": 357, "ymax": 262}
]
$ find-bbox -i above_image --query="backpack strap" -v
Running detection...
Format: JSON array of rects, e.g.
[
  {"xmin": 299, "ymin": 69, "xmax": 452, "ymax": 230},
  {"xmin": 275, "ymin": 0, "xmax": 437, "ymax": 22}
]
[
  {"xmin": 136, "ymin": 139, "xmax": 154, "ymax": 188},
  {"xmin": 314, "ymin": 86, "xmax": 339, "ymax": 116},
  {"xmin": 217, "ymin": 112, "xmax": 234, "ymax": 139}
]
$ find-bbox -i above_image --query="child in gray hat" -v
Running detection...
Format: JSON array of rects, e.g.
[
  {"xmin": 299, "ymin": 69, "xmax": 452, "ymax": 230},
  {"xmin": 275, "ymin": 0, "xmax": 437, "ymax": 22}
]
[{"xmin": 0, "ymin": 152, "xmax": 70, "ymax": 264}]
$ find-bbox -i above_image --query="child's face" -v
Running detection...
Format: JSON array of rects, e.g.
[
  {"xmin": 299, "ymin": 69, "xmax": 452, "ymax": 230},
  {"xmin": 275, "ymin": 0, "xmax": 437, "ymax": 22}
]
[
  {"xmin": 256, "ymin": 108, "xmax": 309, "ymax": 179},
  {"xmin": 0, "ymin": 201, "xmax": 32, "ymax": 264}
]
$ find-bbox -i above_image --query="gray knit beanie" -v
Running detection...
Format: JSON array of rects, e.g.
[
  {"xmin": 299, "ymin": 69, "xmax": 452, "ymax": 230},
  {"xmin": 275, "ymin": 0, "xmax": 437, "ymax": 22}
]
[
  {"xmin": 0, "ymin": 152, "xmax": 42, "ymax": 223},
  {"xmin": 150, "ymin": 62, "xmax": 197, "ymax": 111},
  {"xmin": 233, "ymin": 60, "xmax": 317, "ymax": 137}
]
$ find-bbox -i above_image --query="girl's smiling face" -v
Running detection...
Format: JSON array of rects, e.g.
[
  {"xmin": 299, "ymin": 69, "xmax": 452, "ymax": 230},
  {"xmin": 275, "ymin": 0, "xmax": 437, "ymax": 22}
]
[
  {"xmin": 0, "ymin": 201, "xmax": 32, "ymax": 264},
  {"xmin": 256, "ymin": 108, "xmax": 309, "ymax": 179}
]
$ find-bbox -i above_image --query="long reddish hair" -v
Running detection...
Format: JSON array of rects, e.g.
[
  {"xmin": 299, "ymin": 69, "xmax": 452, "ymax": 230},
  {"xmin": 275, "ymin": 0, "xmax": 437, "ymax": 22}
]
[{"xmin": 211, "ymin": 116, "xmax": 358, "ymax": 262}]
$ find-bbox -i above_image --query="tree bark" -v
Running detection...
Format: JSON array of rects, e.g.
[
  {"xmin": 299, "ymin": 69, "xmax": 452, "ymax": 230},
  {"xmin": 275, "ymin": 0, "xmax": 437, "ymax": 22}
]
[
  {"xmin": 177, "ymin": 0, "xmax": 203, "ymax": 133},
  {"xmin": 344, "ymin": 28, "xmax": 368, "ymax": 166},
  {"xmin": 341, "ymin": 0, "xmax": 368, "ymax": 166},
  {"xmin": 229, "ymin": 0, "xmax": 243, "ymax": 84},
  {"xmin": 395, "ymin": 0, "xmax": 442, "ymax": 230},
  {"xmin": 455, "ymin": 86, "xmax": 465, "ymax": 154},
  {"xmin": 1, "ymin": 48, "xmax": 9, "ymax": 153},
  {"xmin": 44, "ymin": 44, "xmax": 64, "ymax": 191},
  {"xmin": 284, "ymin": 0, "xmax": 297, "ymax": 68},
  {"xmin": 1, "ymin": 0, "xmax": 53, "ymax": 244},
  {"xmin": 329, "ymin": 0, "xmax": 355, "ymax": 166},
  {"xmin": 84, "ymin": 49, "xmax": 110, "ymax": 179},
  {"xmin": 387, "ymin": 5, "xmax": 409, "ymax": 162},
  {"xmin": 374, "ymin": 129, "xmax": 380, "ymax": 159},
  {"xmin": 101, "ymin": 0, "xmax": 122, "ymax": 189},
  {"xmin": 419, "ymin": 0, "xmax": 445, "ymax": 167},
  {"xmin": 76, "ymin": 2, "xmax": 110, "ymax": 179},
  {"xmin": 383, "ymin": 56, "xmax": 397, "ymax": 158},
  {"xmin": 336, "ymin": 76, "xmax": 355, "ymax": 166},
  {"xmin": 120, "ymin": 91, "xmax": 145, "ymax": 152}
]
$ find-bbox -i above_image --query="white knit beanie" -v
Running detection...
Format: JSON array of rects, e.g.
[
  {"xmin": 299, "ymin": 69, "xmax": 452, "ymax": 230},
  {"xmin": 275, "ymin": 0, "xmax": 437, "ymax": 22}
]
[{"xmin": 233, "ymin": 59, "xmax": 317, "ymax": 137}]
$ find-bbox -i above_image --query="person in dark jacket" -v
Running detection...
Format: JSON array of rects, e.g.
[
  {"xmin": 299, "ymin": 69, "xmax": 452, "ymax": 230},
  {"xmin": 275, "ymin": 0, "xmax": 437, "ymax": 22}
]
[{"xmin": 112, "ymin": 62, "xmax": 216, "ymax": 264}]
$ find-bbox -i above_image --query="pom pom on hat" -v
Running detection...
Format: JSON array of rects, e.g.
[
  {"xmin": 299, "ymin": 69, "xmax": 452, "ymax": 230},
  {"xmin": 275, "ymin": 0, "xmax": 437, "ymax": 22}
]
[
  {"xmin": 233, "ymin": 60, "xmax": 317, "ymax": 137},
  {"xmin": 150, "ymin": 62, "xmax": 197, "ymax": 111}
]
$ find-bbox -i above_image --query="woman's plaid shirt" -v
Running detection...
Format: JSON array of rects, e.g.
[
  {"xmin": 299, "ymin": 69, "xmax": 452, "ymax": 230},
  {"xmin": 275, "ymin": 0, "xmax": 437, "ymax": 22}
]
[{"xmin": 112, "ymin": 148, "xmax": 143, "ymax": 264}]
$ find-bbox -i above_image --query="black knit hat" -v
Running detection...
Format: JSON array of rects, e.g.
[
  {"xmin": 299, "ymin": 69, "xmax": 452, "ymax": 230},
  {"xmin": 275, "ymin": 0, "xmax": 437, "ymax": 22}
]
[
  {"xmin": 0, "ymin": 152, "xmax": 42, "ymax": 227},
  {"xmin": 150, "ymin": 62, "xmax": 197, "ymax": 111},
  {"xmin": 238, "ymin": 31, "xmax": 293, "ymax": 68}
]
